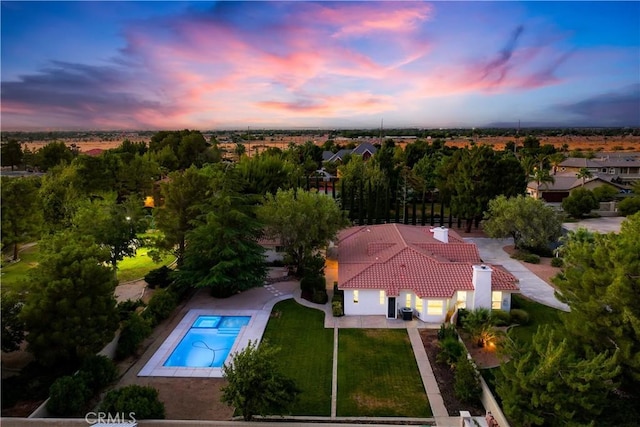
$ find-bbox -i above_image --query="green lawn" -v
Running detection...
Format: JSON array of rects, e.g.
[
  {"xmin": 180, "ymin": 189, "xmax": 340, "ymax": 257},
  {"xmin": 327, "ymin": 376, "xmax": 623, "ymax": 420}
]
[
  {"xmin": 508, "ymin": 294, "xmax": 564, "ymax": 343},
  {"xmin": 262, "ymin": 299, "xmax": 334, "ymax": 416},
  {"xmin": 337, "ymin": 329, "xmax": 432, "ymax": 417},
  {"xmin": 0, "ymin": 245, "xmax": 40, "ymax": 293},
  {"xmin": 117, "ymin": 247, "xmax": 175, "ymax": 283}
]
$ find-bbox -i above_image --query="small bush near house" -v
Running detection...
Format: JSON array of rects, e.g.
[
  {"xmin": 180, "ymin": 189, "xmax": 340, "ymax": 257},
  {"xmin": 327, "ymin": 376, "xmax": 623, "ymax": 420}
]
[
  {"xmin": 436, "ymin": 336, "xmax": 465, "ymax": 368},
  {"xmin": 142, "ymin": 288, "xmax": 178, "ymax": 326},
  {"xmin": 551, "ymin": 257, "xmax": 564, "ymax": 268},
  {"xmin": 510, "ymin": 309, "xmax": 530, "ymax": 325},
  {"xmin": 300, "ymin": 275, "xmax": 326, "ymax": 294},
  {"xmin": 100, "ymin": 385, "xmax": 165, "ymax": 419},
  {"xmin": 79, "ymin": 355, "xmax": 118, "ymax": 391},
  {"xmin": 47, "ymin": 375, "xmax": 90, "ymax": 416},
  {"xmin": 312, "ymin": 289, "xmax": 328, "ymax": 304},
  {"xmin": 490, "ymin": 310, "xmax": 511, "ymax": 326},
  {"xmin": 522, "ymin": 253, "xmax": 540, "ymax": 264},
  {"xmin": 116, "ymin": 313, "xmax": 152, "ymax": 359},
  {"xmin": 437, "ymin": 323, "xmax": 458, "ymax": 341},
  {"xmin": 144, "ymin": 266, "xmax": 173, "ymax": 289},
  {"xmin": 454, "ymin": 356, "xmax": 482, "ymax": 404},
  {"xmin": 332, "ymin": 300, "xmax": 344, "ymax": 317},
  {"xmin": 456, "ymin": 308, "xmax": 469, "ymax": 327}
]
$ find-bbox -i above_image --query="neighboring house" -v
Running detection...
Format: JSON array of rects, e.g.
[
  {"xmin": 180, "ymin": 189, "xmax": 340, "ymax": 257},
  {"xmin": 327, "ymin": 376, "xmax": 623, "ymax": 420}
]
[
  {"xmin": 557, "ymin": 153, "xmax": 640, "ymax": 185},
  {"xmin": 527, "ymin": 173, "xmax": 629, "ymax": 202},
  {"xmin": 336, "ymin": 224, "xmax": 519, "ymax": 323},
  {"xmin": 322, "ymin": 142, "xmax": 377, "ymax": 163}
]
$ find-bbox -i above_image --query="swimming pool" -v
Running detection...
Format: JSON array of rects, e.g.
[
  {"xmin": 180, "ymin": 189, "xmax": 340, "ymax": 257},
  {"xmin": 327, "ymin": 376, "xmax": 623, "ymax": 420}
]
[{"xmin": 163, "ymin": 315, "xmax": 250, "ymax": 368}]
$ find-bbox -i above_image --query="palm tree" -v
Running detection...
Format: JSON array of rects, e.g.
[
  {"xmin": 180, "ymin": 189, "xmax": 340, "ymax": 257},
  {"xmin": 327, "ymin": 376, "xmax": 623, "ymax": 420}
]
[
  {"xmin": 576, "ymin": 167, "xmax": 593, "ymax": 186},
  {"xmin": 549, "ymin": 153, "xmax": 566, "ymax": 175}
]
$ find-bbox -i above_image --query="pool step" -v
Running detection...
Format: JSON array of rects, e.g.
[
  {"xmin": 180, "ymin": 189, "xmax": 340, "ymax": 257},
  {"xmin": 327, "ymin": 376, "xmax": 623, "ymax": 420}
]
[{"xmin": 217, "ymin": 327, "xmax": 242, "ymax": 335}]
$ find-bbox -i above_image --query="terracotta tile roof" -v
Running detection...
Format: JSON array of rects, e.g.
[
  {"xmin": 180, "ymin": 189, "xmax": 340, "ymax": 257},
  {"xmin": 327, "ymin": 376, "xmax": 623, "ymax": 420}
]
[{"xmin": 337, "ymin": 224, "xmax": 518, "ymax": 298}]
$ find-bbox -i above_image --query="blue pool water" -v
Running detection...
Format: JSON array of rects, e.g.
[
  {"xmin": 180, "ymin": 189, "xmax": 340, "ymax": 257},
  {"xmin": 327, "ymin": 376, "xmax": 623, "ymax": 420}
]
[{"xmin": 163, "ymin": 315, "xmax": 250, "ymax": 368}]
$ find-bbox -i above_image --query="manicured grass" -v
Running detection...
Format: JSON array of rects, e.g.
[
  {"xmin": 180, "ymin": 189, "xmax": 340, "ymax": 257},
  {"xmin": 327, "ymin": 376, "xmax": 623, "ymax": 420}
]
[
  {"xmin": 337, "ymin": 329, "xmax": 431, "ymax": 417},
  {"xmin": 0, "ymin": 245, "xmax": 40, "ymax": 292},
  {"xmin": 117, "ymin": 247, "xmax": 175, "ymax": 283},
  {"xmin": 262, "ymin": 299, "xmax": 334, "ymax": 416},
  {"xmin": 508, "ymin": 294, "xmax": 564, "ymax": 343}
]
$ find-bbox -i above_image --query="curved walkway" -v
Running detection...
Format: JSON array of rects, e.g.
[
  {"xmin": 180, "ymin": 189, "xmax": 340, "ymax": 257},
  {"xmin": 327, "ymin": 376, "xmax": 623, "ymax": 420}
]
[{"xmin": 465, "ymin": 237, "xmax": 569, "ymax": 311}]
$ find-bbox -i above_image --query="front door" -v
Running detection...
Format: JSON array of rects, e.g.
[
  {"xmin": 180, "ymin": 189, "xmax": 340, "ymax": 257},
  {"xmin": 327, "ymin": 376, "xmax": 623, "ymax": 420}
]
[{"xmin": 387, "ymin": 297, "xmax": 397, "ymax": 318}]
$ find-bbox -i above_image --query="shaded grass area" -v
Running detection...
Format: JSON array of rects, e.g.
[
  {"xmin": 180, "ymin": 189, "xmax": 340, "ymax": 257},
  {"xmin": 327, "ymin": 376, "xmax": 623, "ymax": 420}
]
[
  {"xmin": 1, "ymin": 245, "xmax": 39, "ymax": 292},
  {"xmin": 508, "ymin": 294, "xmax": 564, "ymax": 343},
  {"xmin": 337, "ymin": 329, "xmax": 431, "ymax": 417},
  {"xmin": 117, "ymin": 247, "xmax": 175, "ymax": 283},
  {"xmin": 262, "ymin": 299, "xmax": 333, "ymax": 416}
]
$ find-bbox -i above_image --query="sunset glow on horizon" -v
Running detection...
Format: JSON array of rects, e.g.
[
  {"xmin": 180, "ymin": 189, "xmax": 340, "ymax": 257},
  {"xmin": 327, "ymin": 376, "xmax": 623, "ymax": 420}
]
[{"xmin": 1, "ymin": 1, "xmax": 639, "ymax": 130}]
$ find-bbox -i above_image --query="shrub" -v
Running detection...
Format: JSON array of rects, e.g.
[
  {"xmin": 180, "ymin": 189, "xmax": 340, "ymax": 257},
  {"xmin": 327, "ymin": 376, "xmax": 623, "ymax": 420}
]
[
  {"xmin": 437, "ymin": 323, "xmax": 458, "ymax": 341},
  {"xmin": 143, "ymin": 288, "xmax": 177, "ymax": 326},
  {"xmin": 456, "ymin": 308, "xmax": 469, "ymax": 327},
  {"xmin": 490, "ymin": 310, "xmax": 511, "ymax": 326},
  {"xmin": 332, "ymin": 300, "xmax": 344, "ymax": 317},
  {"xmin": 144, "ymin": 266, "xmax": 173, "ymax": 289},
  {"xmin": 116, "ymin": 313, "xmax": 152, "ymax": 359},
  {"xmin": 562, "ymin": 188, "xmax": 598, "ymax": 218},
  {"xmin": 100, "ymin": 385, "xmax": 165, "ymax": 419},
  {"xmin": 551, "ymin": 257, "xmax": 564, "ymax": 268},
  {"xmin": 454, "ymin": 356, "xmax": 482, "ymax": 404},
  {"xmin": 436, "ymin": 336, "xmax": 465, "ymax": 367},
  {"xmin": 522, "ymin": 253, "xmax": 540, "ymax": 264},
  {"xmin": 618, "ymin": 196, "xmax": 640, "ymax": 216},
  {"xmin": 79, "ymin": 355, "xmax": 118, "ymax": 391},
  {"xmin": 312, "ymin": 289, "xmax": 328, "ymax": 304},
  {"xmin": 510, "ymin": 308, "xmax": 531, "ymax": 325},
  {"xmin": 47, "ymin": 375, "xmax": 90, "ymax": 416},
  {"xmin": 117, "ymin": 299, "xmax": 145, "ymax": 322},
  {"xmin": 300, "ymin": 275, "xmax": 326, "ymax": 293},
  {"xmin": 463, "ymin": 308, "xmax": 497, "ymax": 347}
]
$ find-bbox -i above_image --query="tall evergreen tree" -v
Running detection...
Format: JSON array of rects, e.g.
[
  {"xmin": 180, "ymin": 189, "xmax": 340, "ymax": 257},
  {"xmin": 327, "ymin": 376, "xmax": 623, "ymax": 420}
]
[{"xmin": 1, "ymin": 176, "xmax": 42, "ymax": 260}]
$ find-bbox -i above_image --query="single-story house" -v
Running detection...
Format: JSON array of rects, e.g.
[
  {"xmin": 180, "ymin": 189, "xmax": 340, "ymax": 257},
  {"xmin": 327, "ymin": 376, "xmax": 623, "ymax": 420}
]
[
  {"xmin": 336, "ymin": 224, "xmax": 519, "ymax": 323},
  {"xmin": 527, "ymin": 173, "xmax": 629, "ymax": 202}
]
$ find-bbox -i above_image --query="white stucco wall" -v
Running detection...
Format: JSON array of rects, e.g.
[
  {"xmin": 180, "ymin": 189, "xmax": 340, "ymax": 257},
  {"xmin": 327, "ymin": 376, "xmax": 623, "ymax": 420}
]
[
  {"xmin": 472, "ymin": 265, "xmax": 492, "ymax": 310},
  {"xmin": 343, "ymin": 289, "xmax": 386, "ymax": 316}
]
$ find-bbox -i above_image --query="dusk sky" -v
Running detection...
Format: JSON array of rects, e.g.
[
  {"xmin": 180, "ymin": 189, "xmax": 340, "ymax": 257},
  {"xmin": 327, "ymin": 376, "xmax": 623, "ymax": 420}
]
[{"xmin": 1, "ymin": 1, "xmax": 639, "ymax": 130}]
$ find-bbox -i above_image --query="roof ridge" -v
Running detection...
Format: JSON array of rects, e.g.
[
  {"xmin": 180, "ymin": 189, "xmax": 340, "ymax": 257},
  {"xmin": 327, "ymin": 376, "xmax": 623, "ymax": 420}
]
[{"xmin": 393, "ymin": 223, "xmax": 409, "ymax": 249}]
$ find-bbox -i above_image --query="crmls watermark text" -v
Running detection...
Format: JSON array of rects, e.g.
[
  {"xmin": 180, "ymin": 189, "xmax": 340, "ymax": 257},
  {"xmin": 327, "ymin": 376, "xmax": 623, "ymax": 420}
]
[{"xmin": 85, "ymin": 412, "xmax": 136, "ymax": 424}]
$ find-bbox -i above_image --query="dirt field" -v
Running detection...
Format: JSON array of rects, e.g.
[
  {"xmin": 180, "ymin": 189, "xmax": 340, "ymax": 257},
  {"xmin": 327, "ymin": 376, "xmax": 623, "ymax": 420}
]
[{"xmin": 20, "ymin": 134, "xmax": 640, "ymax": 155}]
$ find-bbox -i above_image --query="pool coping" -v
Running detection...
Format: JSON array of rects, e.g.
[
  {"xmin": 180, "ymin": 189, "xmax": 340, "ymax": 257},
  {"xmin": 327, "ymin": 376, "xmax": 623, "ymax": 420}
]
[{"xmin": 138, "ymin": 308, "xmax": 268, "ymax": 378}]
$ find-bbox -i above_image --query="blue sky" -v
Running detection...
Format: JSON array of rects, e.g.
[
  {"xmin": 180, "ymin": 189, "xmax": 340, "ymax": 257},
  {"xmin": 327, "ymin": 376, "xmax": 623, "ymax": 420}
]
[{"xmin": 1, "ymin": 1, "xmax": 638, "ymax": 130}]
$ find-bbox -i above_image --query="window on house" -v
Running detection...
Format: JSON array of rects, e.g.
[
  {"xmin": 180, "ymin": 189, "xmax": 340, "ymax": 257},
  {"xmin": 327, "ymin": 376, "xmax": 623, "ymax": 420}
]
[
  {"xmin": 416, "ymin": 298, "xmax": 423, "ymax": 314},
  {"xmin": 379, "ymin": 291, "xmax": 385, "ymax": 305},
  {"xmin": 601, "ymin": 168, "xmax": 607, "ymax": 173},
  {"xmin": 457, "ymin": 291, "xmax": 467, "ymax": 309},
  {"xmin": 621, "ymin": 167, "xmax": 629, "ymax": 174},
  {"xmin": 609, "ymin": 168, "xmax": 616, "ymax": 174},
  {"xmin": 353, "ymin": 290, "xmax": 359, "ymax": 304},
  {"xmin": 492, "ymin": 291, "xmax": 502, "ymax": 310},
  {"xmin": 405, "ymin": 294, "xmax": 412, "ymax": 307},
  {"xmin": 427, "ymin": 300, "xmax": 443, "ymax": 315}
]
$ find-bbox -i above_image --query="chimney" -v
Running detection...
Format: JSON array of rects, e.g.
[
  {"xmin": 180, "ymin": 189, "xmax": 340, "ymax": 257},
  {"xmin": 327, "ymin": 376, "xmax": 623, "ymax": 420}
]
[
  {"xmin": 431, "ymin": 226, "xmax": 449, "ymax": 243},
  {"xmin": 472, "ymin": 264, "xmax": 492, "ymax": 310}
]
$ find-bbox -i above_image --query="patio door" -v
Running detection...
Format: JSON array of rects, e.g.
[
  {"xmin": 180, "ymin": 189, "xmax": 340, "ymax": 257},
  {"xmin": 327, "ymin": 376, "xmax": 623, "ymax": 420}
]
[{"xmin": 387, "ymin": 297, "xmax": 397, "ymax": 318}]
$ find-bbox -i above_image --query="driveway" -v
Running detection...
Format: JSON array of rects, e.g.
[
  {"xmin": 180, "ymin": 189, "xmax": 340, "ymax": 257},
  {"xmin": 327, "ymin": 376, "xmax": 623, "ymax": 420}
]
[
  {"xmin": 562, "ymin": 216, "xmax": 625, "ymax": 234},
  {"xmin": 465, "ymin": 238, "xmax": 569, "ymax": 311}
]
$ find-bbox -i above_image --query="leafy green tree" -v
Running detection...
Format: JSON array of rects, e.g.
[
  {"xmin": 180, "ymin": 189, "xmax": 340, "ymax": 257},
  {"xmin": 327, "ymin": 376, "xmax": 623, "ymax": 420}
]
[
  {"xmin": 177, "ymin": 191, "xmax": 266, "ymax": 297},
  {"xmin": 257, "ymin": 189, "xmax": 348, "ymax": 275},
  {"xmin": 148, "ymin": 129, "xmax": 209, "ymax": 170},
  {"xmin": 1, "ymin": 140, "xmax": 24, "ymax": 170},
  {"xmin": 20, "ymin": 231, "xmax": 119, "ymax": 367},
  {"xmin": 618, "ymin": 196, "xmax": 640, "ymax": 216},
  {"xmin": 34, "ymin": 141, "xmax": 75, "ymax": 172},
  {"xmin": 592, "ymin": 185, "xmax": 619, "ymax": 202},
  {"xmin": 221, "ymin": 340, "xmax": 299, "ymax": 421},
  {"xmin": 553, "ymin": 213, "xmax": 640, "ymax": 388},
  {"xmin": 1, "ymin": 291, "xmax": 26, "ymax": 352},
  {"xmin": 562, "ymin": 188, "xmax": 598, "ymax": 218},
  {"xmin": 497, "ymin": 326, "xmax": 620, "ymax": 426},
  {"xmin": 236, "ymin": 153, "xmax": 300, "ymax": 195},
  {"xmin": 1, "ymin": 176, "xmax": 41, "ymax": 260},
  {"xmin": 72, "ymin": 194, "xmax": 142, "ymax": 273},
  {"xmin": 483, "ymin": 195, "xmax": 562, "ymax": 252},
  {"xmin": 153, "ymin": 166, "xmax": 210, "ymax": 266},
  {"xmin": 38, "ymin": 164, "xmax": 83, "ymax": 233},
  {"xmin": 454, "ymin": 356, "xmax": 482, "ymax": 404},
  {"xmin": 234, "ymin": 142, "xmax": 246, "ymax": 158},
  {"xmin": 46, "ymin": 375, "xmax": 90, "ymax": 416}
]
